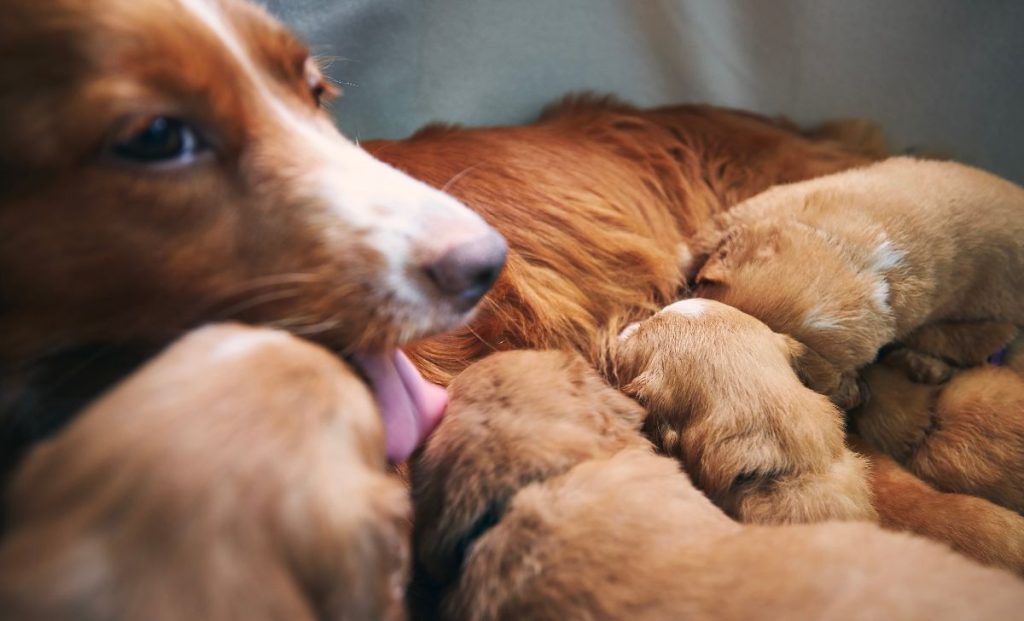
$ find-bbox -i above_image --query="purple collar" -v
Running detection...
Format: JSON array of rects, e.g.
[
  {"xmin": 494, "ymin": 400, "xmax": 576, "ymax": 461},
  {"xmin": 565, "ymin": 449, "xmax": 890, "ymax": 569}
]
[{"xmin": 989, "ymin": 347, "xmax": 1008, "ymax": 366}]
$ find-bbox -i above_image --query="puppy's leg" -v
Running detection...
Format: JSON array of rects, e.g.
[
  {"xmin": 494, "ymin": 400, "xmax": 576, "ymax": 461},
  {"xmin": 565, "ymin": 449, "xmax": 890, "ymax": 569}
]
[
  {"xmin": 885, "ymin": 321, "xmax": 1019, "ymax": 383},
  {"xmin": 853, "ymin": 438, "xmax": 1024, "ymax": 576}
]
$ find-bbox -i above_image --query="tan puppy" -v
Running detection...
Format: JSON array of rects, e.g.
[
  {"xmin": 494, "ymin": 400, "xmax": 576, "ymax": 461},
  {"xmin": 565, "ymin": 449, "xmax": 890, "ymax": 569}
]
[
  {"xmin": 855, "ymin": 342, "xmax": 1024, "ymax": 514},
  {"xmin": 0, "ymin": 325, "xmax": 410, "ymax": 621},
  {"xmin": 613, "ymin": 298, "xmax": 876, "ymax": 524},
  {"xmin": 683, "ymin": 157, "xmax": 1024, "ymax": 408},
  {"xmin": 853, "ymin": 438, "xmax": 1024, "ymax": 575},
  {"xmin": 412, "ymin": 350, "xmax": 1024, "ymax": 621}
]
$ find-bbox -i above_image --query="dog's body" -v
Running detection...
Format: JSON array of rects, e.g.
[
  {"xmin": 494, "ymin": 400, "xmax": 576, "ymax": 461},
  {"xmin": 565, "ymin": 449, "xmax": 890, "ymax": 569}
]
[
  {"xmin": 368, "ymin": 100, "xmax": 880, "ymax": 383},
  {"xmin": 412, "ymin": 351, "xmax": 1024, "ymax": 621},
  {"xmin": 0, "ymin": 326, "xmax": 412, "ymax": 620},
  {"xmin": 684, "ymin": 157, "xmax": 1024, "ymax": 407},
  {"xmin": 613, "ymin": 299, "xmax": 875, "ymax": 523}
]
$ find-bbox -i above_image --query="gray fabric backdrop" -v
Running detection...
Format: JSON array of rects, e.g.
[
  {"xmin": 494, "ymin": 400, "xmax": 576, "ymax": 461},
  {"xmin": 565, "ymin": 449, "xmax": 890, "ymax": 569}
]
[{"xmin": 266, "ymin": 0, "xmax": 1024, "ymax": 183}]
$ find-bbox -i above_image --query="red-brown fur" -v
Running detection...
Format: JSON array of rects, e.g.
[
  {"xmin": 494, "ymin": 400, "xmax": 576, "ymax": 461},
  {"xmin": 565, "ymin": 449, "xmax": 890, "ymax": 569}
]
[
  {"xmin": 851, "ymin": 437, "xmax": 1024, "ymax": 576},
  {"xmin": 368, "ymin": 98, "xmax": 878, "ymax": 383},
  {"xmin": 855, "ymin": 337, "xmax": 1024, "ymax": 515}
]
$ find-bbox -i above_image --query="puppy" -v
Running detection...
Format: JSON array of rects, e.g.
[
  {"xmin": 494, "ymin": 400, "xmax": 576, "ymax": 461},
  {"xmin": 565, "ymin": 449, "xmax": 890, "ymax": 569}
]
[
  {"xmin": 852, "ymin": 437, "xmax": 1024, "ymax": 576},
  {"xmin": 411, "ymin": 350, "xmax": 1024, "ymax": 621},
  {"xmin": 1, "ymin": 0, "xmax": 506, "ymax": 471},
  {"xmin": 855, "ymin": 343, "xmax": 1024, "ymax": 514},
  {"xmin": 0, "ymin": 325, "xmax": 411, "ymax": 620},
  {"xmin": 614, "ymin": 298, "xmax": 876, "ymax": 524},
  {"xmin": 683, "ymin": 157, "xmax": 1024, "ymax": 407}
]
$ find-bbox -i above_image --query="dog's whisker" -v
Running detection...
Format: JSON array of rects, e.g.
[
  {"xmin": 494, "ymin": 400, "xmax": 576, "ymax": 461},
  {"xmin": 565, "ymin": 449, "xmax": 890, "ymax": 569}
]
[
  {"xmin": 440, "ymin": 163, "xmax": 483, "ymax": 194},
  {"xmin": 219, "ymin": 273, "xmax": 321, "ymax": 297},
  {"xmin": 211, "ymin": 288, "xmax": 306, "ymax": 320}
]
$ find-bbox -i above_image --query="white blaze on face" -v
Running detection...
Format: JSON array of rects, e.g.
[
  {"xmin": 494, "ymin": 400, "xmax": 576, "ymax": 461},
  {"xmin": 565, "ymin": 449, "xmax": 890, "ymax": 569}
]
[{"xmin": 176, "ymin": 0, "xmax": 493, "ymax": 307}]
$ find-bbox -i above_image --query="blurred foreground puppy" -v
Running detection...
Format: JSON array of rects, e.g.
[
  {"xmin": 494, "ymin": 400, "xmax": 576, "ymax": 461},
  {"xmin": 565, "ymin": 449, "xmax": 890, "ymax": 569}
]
[
  {"xmin": 855, "ymin": 335, "xmax": 1024, "ymax": 514},
  {"xmin": 614, "ymin": 299, "xmax": 875, "ymax": 524},
  {"xmin": 682, "ymin": 157, "xmax": 1024, "ymax": 408},
  {"xmin": 0, "ymin": 325, "xmax": 410, "ymax": 621},
  {"xmin": 411, "ymin": 350, "xmax": 1024, "ymax": 621}
]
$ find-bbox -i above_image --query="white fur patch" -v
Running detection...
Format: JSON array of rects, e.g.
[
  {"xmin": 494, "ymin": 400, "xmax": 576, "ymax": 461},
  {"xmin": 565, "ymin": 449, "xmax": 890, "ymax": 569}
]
[
  {"xmin": 803, "ymin": 305, "xmax": 841, "ymax": 331},
  {"xmin": 868, "ymin": 239, "xmax": 906, "ymax": 274},
  {"xmin": 662, "ymin": 299, "xmax": 709, "ymax": 318},
  {"xmin": 175, "ymin": 0, "xmax": 491, "ymax": 311},
  {"xmin": 618, "ymin": 321, "xmax": 642, "ymax": 342},
  {"xmin": 871, "ymin": 279, "xmax": 892, "ymax": 314}
]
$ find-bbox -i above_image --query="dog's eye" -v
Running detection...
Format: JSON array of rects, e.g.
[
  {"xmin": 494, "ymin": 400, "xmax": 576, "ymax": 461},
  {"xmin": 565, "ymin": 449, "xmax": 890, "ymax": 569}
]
[
  {"xmin": 110, "ymin": 117, "xmax": 208, "ymax": 167},
  {"xmin": 304, "ymin": 57, "xmax": 338, "ymax": 108}
]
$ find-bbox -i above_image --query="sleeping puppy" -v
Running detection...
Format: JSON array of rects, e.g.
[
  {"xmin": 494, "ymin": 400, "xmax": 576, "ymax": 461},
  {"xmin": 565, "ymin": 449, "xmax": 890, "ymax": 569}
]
[
  {"xmin": 0, "ymin": 325, "xmax": 410, "ymax": 620},
  {"xmin": 411, "ymin": 350, "xmax": 1024, "ymax": 621},
  {"xmin": 854, "ymin": 339, "xmax": 1024, "ymax": 514},
  {"xmin": 853, "ymin": 438, "xmax": 1024, "ymax": 576},
  {"xmin": 613, "ymin": 298, "xmax": 876, "ymax": 524},
  {"xmin": 682, "ymin": 157, "xmax": 1024, "ymax": 408}
]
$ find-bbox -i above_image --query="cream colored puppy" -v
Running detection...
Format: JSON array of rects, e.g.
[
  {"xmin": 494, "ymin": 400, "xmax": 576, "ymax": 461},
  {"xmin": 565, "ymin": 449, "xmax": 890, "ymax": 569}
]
[
  {"xmin": 614, "ymin": 298, "xmax": 875, "ymax": 524},
  {"xmin": 682, "ymin": 157, "xmax": 1024, "ymax": 408},
  {"xmin": 412, "ymin": 350, "xmax": 1024, "ymax": 621}
]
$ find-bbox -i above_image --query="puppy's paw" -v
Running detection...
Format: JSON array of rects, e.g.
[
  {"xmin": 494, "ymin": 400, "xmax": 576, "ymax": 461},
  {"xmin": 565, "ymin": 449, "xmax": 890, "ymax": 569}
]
[
  {"xmin": 830, "ymin": 373, "xmax": 866, "ymax": 411},
  {"xmin": 883, "ymin": 348, "xmax": 954, "ymax": 385}
]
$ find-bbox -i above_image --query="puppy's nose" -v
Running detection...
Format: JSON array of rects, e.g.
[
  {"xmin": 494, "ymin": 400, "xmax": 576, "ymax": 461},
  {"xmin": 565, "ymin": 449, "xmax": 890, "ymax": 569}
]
[{"xmin": 424, "ymin": 229, "xmax": 507, "ymax": 310}]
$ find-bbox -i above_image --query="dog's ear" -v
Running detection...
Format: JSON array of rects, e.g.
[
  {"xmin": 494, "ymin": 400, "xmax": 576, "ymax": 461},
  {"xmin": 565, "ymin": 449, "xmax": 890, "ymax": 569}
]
[
  {"xmin": 786, "ymin": 341, "xmax": 861, "ymax": 407},
  {"xmin": 777, "ymin": 333, "xmax": 807, "ymax": 369},
  {"xmin": 694, "ymin": 252, "xmax": 730, "ymax": 286}
]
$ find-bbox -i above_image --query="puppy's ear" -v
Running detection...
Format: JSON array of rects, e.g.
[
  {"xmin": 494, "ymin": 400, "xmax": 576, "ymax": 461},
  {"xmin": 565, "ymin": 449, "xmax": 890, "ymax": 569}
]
[
  {"xmin": 786, "ymin": 341, "xmax": 855, "ymax": 406},
  {"xmin": 567, "ymin": 351, "xmax": 647, "ymax": 431},
  {"xmin": 695, "ymin": 253, "xmax": 730, "ymax": 286},
  {"xmin": 777, "ymin": 333, "xmax": 807, "ymax": 369}
]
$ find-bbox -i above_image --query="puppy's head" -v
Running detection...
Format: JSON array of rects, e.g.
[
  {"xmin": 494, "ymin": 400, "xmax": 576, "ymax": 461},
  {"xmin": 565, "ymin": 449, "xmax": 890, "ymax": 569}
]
[
  {"xmin": 613, "ymin": 299, "xmax": 853, "ymax": 493},
  {"xmin": 409, "ymin": 350, "xmax": 647, "ymax": 593},
  {"xmin": 0, "ymin": 0, "xmax": 505, "ymax": 360},
  {"xmin": 0, "ymin": 325, "xmax": 411, "ymax": 620},
  {"xmin": 615, "ymin": 298, "xmax": 805, "ymax": 418},
  {"xmin": 691, "ymin": 221, "xmax": 890, "ymax": 373}
]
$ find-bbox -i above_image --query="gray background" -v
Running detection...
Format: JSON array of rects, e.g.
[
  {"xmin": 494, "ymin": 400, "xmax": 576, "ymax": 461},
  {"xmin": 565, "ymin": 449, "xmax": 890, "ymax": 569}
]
[{"xmin": 267, "ymin": 0, "xmax": 1024, "ymax": 183}]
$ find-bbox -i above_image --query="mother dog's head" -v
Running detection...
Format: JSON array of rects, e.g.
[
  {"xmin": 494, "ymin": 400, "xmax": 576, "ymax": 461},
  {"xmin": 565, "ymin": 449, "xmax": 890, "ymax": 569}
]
[
  {"xmin": 0, "ymin": 0, "xmax": 505, "ymax": 359},
  {"xmin": 0, "ymin": 0, "xmax": 506, "ymax": 462}
]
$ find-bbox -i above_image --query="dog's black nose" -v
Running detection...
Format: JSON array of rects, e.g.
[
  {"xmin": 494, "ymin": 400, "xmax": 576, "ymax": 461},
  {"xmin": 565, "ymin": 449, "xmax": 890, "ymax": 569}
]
[{"xmin": 425, "ymin": 230, "xmax": 507, "ymax": 310}]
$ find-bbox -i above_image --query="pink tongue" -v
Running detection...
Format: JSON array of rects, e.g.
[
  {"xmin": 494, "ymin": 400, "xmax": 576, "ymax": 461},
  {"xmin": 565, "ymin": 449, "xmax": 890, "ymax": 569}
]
[{"xmin": 352, "ymin": 350, "xmax": 448, "ymax": 463}]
